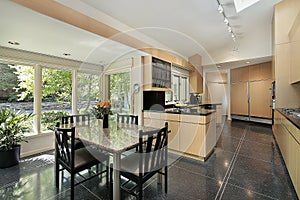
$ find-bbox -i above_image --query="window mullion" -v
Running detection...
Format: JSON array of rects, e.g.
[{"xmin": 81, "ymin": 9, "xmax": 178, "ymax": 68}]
[{"xmin": 34, "ymin": 65, "xmax": 42, "ymax": 134}]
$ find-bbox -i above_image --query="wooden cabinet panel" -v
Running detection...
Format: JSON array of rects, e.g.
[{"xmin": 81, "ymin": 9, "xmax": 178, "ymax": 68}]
[
  {"xmin": 296, "ymin": 142, "xmax": 300, "ymax": 198},
  {"xmin": 143, "ymin": 56, "xmax": 172, "ymax": 91},
  {"xmin": 168, "ymin": 120, "xmax": 180, "ymax": 151},
  {"xmin": 249, "ymin": 80, "xmax": 272, "ymax": 118},
  {"xmin": 290, "ymin": 39, "xmax": 300, "ymax": 83},
  {"xmin": 231, "ymin": 83, "xmax": 248, "ymax": 116},
  {"xmin": 179, "ymin": 122, "xmax": 204, "ymax": 155},
  {"xmin": 288, "ymin": 133, "xmax": 297, "ymax": 189},
  {"xmin": 249, "ymin": 62, "xmax": 272, "ymax": 81},
  {"xmin": 190, "ymin": 69, "xmax": 203, "ymax": 93},
  {"xmin": 231, "ymin": 66, "xmax": 249, "ymax": 83},
  {"xmin": 273, "ymin": 110, "xmax": 300, "ymax": 197}
]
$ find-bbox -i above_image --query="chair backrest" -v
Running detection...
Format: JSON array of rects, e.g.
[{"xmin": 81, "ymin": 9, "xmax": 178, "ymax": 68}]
[
  {"xmin": 62, "ymin": 114, "xmax": 90, "ymax": 125},
  {"xmin": 117, "ymin": 114, "xmax": 138, "ymax": 125},
  {"xmin": 138, "ymin": 122, "xmax": 168, "ymax": 174},
  {"xmin": 55, "ymin": 127, "xmax": 75, "ymax": 170}
]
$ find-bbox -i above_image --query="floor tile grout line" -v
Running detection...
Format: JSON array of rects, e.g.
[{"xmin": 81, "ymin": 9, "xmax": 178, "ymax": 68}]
[
  {"xmin": 173, "ymin": 164, "xmax": 221, "ymax": 182},
  {"xmin": 215, "ymin": 126, "xmax": 248, "ymax": 200},
  {"xmin": 81, "ymin": 183, "xmax": 103, "ymax": 200},
  {"xmin": 218, "ymin": 126, "xmax": 247, "ymax": 200},
  {"xmin": 227, "ymin": 183, "xmax": 280, "ymax": 200}
]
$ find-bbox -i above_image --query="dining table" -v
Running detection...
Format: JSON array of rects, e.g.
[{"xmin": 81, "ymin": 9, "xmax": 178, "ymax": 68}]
[{"xmin": 58, "ymin": 117, "xmax": 158, "ymax": 200}]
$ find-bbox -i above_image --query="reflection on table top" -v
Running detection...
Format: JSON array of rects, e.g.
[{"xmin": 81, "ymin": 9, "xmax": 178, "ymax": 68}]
[{"xmin": 58, "ymin": 119, "xmax": 158, "ymax": 153}]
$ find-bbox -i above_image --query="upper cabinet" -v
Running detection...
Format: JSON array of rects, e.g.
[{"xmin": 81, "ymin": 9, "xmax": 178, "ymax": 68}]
[
  {"xmin": 231, "ymin": 62, "xmax": 272, "ymax": 83},
  {"xmin": 231, "ymin": 66, "xmax": 249, "ymax": 83},
  {"xmin": 249, "ymin": 62, "xmax": 272, "ymax": 81},
  {"xmin": 143, "ymin": 56, "xmax": 171, "ymax": 91},
  {"xmin": 289, "ymin": 11, "xmax": 300, "ymax": 84},
  {"xmin": 189, "ymin": 69, "xmax": 203, "ymax": 93},
  {"xmin": 188, "ymin": 54, "xmax": 203, "ymax": 93}
]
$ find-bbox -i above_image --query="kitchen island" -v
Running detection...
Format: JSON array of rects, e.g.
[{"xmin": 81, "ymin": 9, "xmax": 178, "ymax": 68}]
[{"xmin": 143, "ymin": 108, "xmax": 216, "ymax": 161}]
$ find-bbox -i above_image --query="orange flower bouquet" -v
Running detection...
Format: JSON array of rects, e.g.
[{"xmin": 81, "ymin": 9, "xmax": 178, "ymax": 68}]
[{"xmin": 91, "ymin": 100, "xmax": 113, "ymax": 119}]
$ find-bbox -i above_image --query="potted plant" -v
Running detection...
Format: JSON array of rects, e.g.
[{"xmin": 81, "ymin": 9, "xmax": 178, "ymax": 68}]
[{"xmin": 0, "ymin": 109, "xmax": 33, "ymax": 168}]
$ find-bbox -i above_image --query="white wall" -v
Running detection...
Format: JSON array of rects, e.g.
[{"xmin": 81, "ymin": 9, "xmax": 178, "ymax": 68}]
[
  {"xmin": 20, "ymin": 133, "xmax": 54, "ymax": 158},
  {"xmin": 205, "ymin": 71, "xmax": 228, "ymax": 115}
]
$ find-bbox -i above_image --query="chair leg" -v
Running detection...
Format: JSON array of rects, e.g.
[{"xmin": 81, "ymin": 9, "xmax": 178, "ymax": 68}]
[
  {"xmin": 110, "ymin": 164, "xmax": 113, "ymax": 200},
  {"xmin": 138, "ymin": 181, "xmax": 143, "ymax": 200},
  {"xmin": 55, "ymin": 162, "xmax": 59, "ymax": 188},
  {"xmin": 106, "ymin": 160, "xmax": 109, "ymax": 188},
  {"xmin": 165, "ymin": 166, "xmax": 168, "ymax": 193},
  {"xmin": 71, "ymin": 173, "xmax": 75, "ymax": 200}
]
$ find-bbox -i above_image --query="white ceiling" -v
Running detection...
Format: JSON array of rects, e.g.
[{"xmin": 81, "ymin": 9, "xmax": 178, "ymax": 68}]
[{"xmin": 0, "ymin": 0, "xmax": 281, "ymax": 68}]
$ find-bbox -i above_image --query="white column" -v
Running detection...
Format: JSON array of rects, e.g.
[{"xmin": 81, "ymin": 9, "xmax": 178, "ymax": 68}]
[
  {"xmin": 34, "ymin": 65, "xmax": 42, "ymax": 134},
  {"xmin": 72, "ymin": 69, "xmax": 78, "ymax": 114},
  {"xmin": 227, "ymin": 69, "xmax": 231, "ymax": 121}
]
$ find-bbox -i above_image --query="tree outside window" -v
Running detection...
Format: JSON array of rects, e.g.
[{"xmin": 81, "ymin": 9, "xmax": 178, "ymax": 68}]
[{"xmin": 109, "ymin": 72, "xmax": 130, "ymax": 114}]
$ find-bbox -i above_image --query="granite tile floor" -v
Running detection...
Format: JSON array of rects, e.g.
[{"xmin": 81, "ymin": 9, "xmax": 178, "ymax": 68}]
[{"xmin": 0, "ymin": 120, "xmax": 298, "ymax": 200}]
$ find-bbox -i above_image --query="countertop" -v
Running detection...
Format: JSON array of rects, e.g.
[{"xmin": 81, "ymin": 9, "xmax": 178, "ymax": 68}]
[
  {"xmin": 143, "ymin": 107, "xmax": 215, "ymax": 116},
  {"xmin": 277, "ymin": 109, "xmax": 300, "ymax": 129}
]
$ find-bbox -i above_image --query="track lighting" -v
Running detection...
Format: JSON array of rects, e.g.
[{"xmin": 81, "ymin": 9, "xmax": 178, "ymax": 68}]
[
  {"xmin": 218, "ymin": 4, "xmax": 224, "ymax": 13},
  {"xmin": 217, "ymin": 0, "xmax": 237, "ymax": 42},
  {"xmin": 223, "ymin": 17, "xmax": 229, "ymax": 25},
  {"xmin": 228, "ymin": 26, "xmax": 232, "ymax": 33}
]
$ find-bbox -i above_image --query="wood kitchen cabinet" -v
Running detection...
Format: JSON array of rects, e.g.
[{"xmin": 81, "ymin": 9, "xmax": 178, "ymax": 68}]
[
  {"xmin": 230, "ymin": 62, "xmax": 273, "ymax": 120},
  {"xmin": 143, "ymin": 111, "xmax": 216, "ymax": 160},
  {"xmin": 249, "ymin": 62, "xmax": 272, "ymax": 81},
  {"xmin": 273, "ymin": 110, "xmax": 300, "ymax": 198},
  {"xmin": 143, "ymin": 56, "xmax": 171, "ymax": 91},
  {"xmin": 249, "ymin": 80, "xmax": 272, "ymax": 118},
  {"xmin": 290, "ymin": 39, "xmax": 300, "ymax": 84},
  {"xmin": 189, "ymin": 69, "xmax": 203, "ymax": 93},
  {"xmin": 231, "ymin": 82, "xmax": 248, "ymax": 116},
  {"xmin": 231, "ymin": 66, "xmax": 249, "ymax": 83}
]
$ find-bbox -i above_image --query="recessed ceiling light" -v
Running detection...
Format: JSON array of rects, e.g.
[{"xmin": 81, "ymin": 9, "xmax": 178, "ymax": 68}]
[
  {"xmin": 246, "ymin": 61, "xmax": 251, "ymax": 64},
  {"xmin": 8, "ymin": 41, "xmax": 20, "ymax": 45},
  {"xmin": 63, "ymin": 53, "xmax": 71, "ymax": 56}
]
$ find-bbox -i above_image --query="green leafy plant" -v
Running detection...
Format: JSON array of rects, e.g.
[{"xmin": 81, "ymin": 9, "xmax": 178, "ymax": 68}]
[
  {"xmin": 41, "ymin": 110, "xmax": 68, "ymax": 131},
  {"xmin": 0, "ymin": 109, "xmax": 33, "ymax": 151}
]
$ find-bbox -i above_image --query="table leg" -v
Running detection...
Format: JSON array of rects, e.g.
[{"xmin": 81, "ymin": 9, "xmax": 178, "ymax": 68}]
[{"xmin": 113, "ymin": 152, "xmax": 121, "ymax": 200}]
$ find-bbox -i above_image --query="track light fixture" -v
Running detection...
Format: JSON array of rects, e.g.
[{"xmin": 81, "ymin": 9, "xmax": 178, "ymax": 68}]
[
  {"xmin": 216, "ymin": 0, "xmax": 237, "ymax": 42},
  {"xmin": 218, "ymin": 4, "xmax": 224, "ymax": 13},
  {"xmin": 223, "ymin": 17, "xmax": 229, "ymax": 25}
]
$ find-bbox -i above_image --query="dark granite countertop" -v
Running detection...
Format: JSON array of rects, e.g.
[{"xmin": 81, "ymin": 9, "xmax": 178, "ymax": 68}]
[
  {"xmin": 277, "ymin": 108, "xmax": 300, "ymax": 129},
  {"xmin": 143, "ymin": 108, "xmax": 215, "ymax": 116}
]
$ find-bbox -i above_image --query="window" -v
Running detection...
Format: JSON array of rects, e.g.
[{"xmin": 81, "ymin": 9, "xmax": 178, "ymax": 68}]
[
  {"xmin": 41, "ymin": 67, "xmax": 72, "ymax": 131},
  {"xmin": 180, "ymin": 77, "xmax": 188, "ymax": 101},
  {"xmin": 108, "ymin": 72, "xmax": 130, "ymax": 114},
  {"xmin": 77, "ymin": 72, "xmax": 100, "ymax": 114},
  {"xmin": 171, "ymin": 74, "xmax": 189, "ymax": 102},
  {"xmin": 0, "ymin": 63, "xmax": 34, "ymax": 133},
  {"xmin": 172, "ymin": 75, "xmax": 180, "ymax": 101}
]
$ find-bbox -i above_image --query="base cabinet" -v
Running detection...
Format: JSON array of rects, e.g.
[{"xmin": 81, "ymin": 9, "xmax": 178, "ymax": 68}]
[
  {"xmin": 273, "ymin": 110, "xmax": 300, "ymax": 198},
  {"xmin": 143, "ymin": 111, "xmax": 216, "ymax": 159},
  {"xmin": 167, "ymin": 120, "xmax": 180, "ymax": 151}
]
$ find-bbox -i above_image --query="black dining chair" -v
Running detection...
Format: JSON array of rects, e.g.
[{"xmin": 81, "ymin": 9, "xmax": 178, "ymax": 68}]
[
  {"xmin": 55, "ymin": 126, "xmax": 110, "ymax": 200},
  {"xmin": 116, "ymin": 113, "xmax": 138, "ymax": 125},
  {"xmin": 110, "ymin": 122, "xmax": 169, "ymax": 199},
  {"xmin": 61, "ymin": 114, "xmax": 91, "ymax": 149},
  {"xmin": 116, "ymin": 113, "xmax": 139, "ymax": 152},
  {"xmin": 62, "ymin": 113, "xmax": 91, "ymax": 125}
]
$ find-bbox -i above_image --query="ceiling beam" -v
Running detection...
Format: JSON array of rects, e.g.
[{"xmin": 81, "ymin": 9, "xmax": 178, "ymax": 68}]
[{"xmin": 11, "ymin": 0, "xmax": 194, "ymax": 70}]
